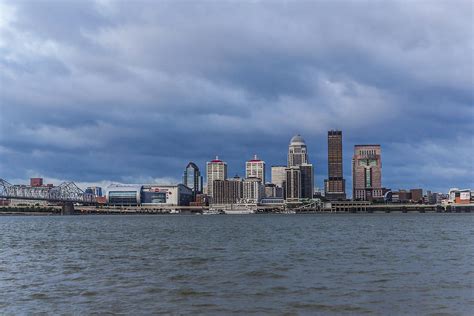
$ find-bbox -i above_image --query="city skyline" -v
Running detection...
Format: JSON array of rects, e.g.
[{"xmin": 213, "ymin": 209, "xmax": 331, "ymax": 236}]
[
  {"xmin": 3, "ymin": 131, "xmax": 466, "ymax": 198},
  {"xmin": 0, "ymin": 1, "xmax": 472, "ymax": 194},
  {"xmin": 1, "ymin": 131, "xmax": 471, "ymax": 197}
]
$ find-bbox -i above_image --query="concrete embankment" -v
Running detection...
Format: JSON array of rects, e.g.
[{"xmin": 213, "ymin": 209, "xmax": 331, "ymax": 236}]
[
  {"xmin": 1, "ymin": 204, "xmax": 472, "ymax": 215},
  {"xmin": 0, "ymin": 206, "xmax": 60, "ymax": 215}
]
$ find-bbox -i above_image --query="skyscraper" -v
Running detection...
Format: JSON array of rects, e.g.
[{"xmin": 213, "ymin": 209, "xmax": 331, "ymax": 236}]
[
  {"xmin": 286, "ymin": 135, "xmax": 314, "ymax": 201},
  {"xmin": 352, "ymin": 145, "xmax": 383, "ymax": 201},
  {"xmin": 206, "ymin": 156, "xmax": 227, "ymax": 199},
  {"xmin": 288, "ymin": 134, "xmax": 308, "ymax": 167},
  {"xmin": 245, "ymin": 155, "xmax": 265, "ymax": 183},
  {"xmin": 324, "ymin": 130, "xmax": 346, "ymax": 200},
  {"xmin": 183, "ymin": 162, "xmax": 203, "ymax": 198},
  {"xmin": 300, "ymin": 163, "xmax": 314, "ymax": 199}
]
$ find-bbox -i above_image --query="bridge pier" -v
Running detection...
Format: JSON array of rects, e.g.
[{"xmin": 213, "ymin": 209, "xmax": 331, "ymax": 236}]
[{"xmin": 62, "ymin": 202, "xmax": 75, "ymax": 215}]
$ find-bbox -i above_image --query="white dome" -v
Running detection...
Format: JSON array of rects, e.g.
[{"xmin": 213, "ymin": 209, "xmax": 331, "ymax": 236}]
[{"xmin": 290, "ymin": 134, "xmax": 306, "ymax": 145}]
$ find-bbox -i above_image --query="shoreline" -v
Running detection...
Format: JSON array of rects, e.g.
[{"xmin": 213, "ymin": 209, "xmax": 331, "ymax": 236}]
[{"xmin": 0, "ymin": 207, "xmax": 472, "ymax": 216}]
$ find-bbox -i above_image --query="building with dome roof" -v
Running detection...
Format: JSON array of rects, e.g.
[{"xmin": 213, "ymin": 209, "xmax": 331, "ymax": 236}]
[
  {"xmin": 288, "ymin": 134, "xmax": 308, "ymax": 167},
  {"xmin": 285, "ymin": 134, "xmax": 314, "ymax": 201}
]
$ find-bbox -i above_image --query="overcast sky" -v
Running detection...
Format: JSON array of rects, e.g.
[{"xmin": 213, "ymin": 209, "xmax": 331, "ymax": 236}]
[{"xmin": 0, "ymin": 0, "xmax": 472, "ymax": 194}]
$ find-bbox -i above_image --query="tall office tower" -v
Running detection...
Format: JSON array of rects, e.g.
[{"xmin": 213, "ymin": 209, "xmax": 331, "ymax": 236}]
[
  {"xmin": 352, "ymin": 145, "xmax": 383, "ymax": 201},
  {"xmin": 300, "ymin": 163, "xmax": 314, "ymax": 199},
  {"xmin": 183, "ymin": 162, "xmax": 203, "ymax": 198},
  {"xmin": 286, "ymin": 135, "xmax": 314, "ymax": 201},
  {"xmin": 242, "ymin": 177, "xmax": 264, "ymax": 203},
  {"xmin": 324, "ymin": 130, "xmax": 346, "ymax": 200},
  {"xmin": 206, "ymin": 156, "xmax": 227, "ymax": 198},
  {"xmin": 288, "ymin": 134, "xmax": 308, "ymax": 167},
  {"xmin": 245, "ymin": 155, "xmax": 265, "ymax": 183},
  {"xmin": 285, "ymin": 167, "xmax": 301, "ymax": 201}
]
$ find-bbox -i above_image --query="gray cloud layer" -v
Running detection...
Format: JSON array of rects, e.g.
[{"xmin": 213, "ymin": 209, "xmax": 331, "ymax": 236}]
[{"xmin": 0, "ymin": 0, "xmax": 472, "ymax": 193}]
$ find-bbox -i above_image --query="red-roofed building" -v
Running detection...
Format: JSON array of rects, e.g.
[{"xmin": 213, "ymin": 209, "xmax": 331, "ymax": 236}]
[
  {"xmin": 206, "ymin": 156, "xmax": 227, "ymax": 199},
  {"xmin": 246, "ymin": 154, "xmax": 265, "ymax": 184}
]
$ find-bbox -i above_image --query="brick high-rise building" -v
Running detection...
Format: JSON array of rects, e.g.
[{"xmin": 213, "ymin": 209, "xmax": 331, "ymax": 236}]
[
  {"xmin": 212, "ymin": 177, "xmax": 242, "ymax": 204},
  {"xmin": 410, "ymin": 189, "xmax": 423, "ymax": 203},
  {"xmin": 324, "ymin": 130, "xmax": 346, "ymax": 200},
  {"xmin": 352, "ymin": 145, "xmax": 383, "ymax": 201}
]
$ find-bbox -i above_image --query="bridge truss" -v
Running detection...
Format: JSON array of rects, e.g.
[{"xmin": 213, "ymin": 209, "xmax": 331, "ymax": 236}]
[{"xmin": 0, "ymin": 179, "xmax": 95, "ymax": 204}]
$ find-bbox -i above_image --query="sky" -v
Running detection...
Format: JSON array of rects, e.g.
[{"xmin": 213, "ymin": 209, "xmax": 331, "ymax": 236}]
[{"xmin": 0, "ymin": 0, "xmax": 472, "ymax": 194}]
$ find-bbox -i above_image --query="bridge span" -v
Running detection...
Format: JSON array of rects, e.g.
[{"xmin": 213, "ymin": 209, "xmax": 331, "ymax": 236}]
[{"xmin": 0, "ymin": 178, "xmax": 95, "ymax": 214}]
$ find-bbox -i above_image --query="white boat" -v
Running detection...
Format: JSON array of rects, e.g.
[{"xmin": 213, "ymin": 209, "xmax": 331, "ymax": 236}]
[
  {"xmin": 202, "ymin": 210, "xmax": 221, "ymax": 215},
  {"xmin": 223, "ymin": 208, "xmax": 255, "ymax": 215}
]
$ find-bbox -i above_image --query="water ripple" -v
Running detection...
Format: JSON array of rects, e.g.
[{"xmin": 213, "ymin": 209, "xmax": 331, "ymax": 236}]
[{"xmin": 0, "ymin": 214, "xmax": 472, "ymax": 314}]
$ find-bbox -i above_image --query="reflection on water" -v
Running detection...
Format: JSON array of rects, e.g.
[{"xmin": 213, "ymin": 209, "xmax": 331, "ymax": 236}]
[{"xmin": 0, "ymin": 214, "xmax": 473, "ymax": 314}]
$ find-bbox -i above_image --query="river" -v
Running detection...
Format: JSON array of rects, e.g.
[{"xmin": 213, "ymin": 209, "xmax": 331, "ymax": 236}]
[{"xmin": 0, "ymin": 213, "xmax": 472, "ymax": 314}]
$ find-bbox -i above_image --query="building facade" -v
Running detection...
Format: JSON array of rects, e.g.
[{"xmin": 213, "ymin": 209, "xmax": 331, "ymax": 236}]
[
  {"xmin": 271, "ymin": 166, "xmax": 286, "ymax": 188},
  {"xmin": 245, "ymin": 155, "xmax": 265, "ymax": 183},
  {"xmin": 242, "ymin": 177, "xmax": 264, "ymax": 203},
  {"xmin": 285, "ymin": 167, "xmax": 301, "ymax": 201},
  {"xmin": 30, "ymin": 178, "xmax": 43, "ymax": 187},
  {"xmin": 106, "ymin": 184, "xmax": 193, "ymax": 206},
  {"xmin": 106, "ymin": 184, "xmax": 142, "ymax": 206},
  {"xmin": 85, "ymin": 186, "xmax": 103, "ymax": 197},
  {"xmin": 183, "ymin": 162, "xmax": 203, "ymax": 198},
  {"xmin": 206, "ymin": 156, "xmax": 227, "ymax": 199},
  {"xmin": 352, "ymin": 145, "xmax": 383, "ymax": 201},
  {"xmin": 410, "ymin": 189, "xmax": 423, "ymax": 203},
  {"xmin": 264, "ymin": 183, "xmax": 284, "ymax": 198},
  {"xmin": 141, "ymin": 184, "xmax": 193, "ymax": 206},
  {"xmin": 448, "ymin": 188, "xmax": 472, "ymax": 204},
  {"xmin": 288, "ymin": 134, "xmax": 308, "ymax": 167},
  {"xmin": 324, "ymin": 130, "xmax": 346, "ymax": 200},
  {"xmin": 212, "ymin": 178, "xmax": 243, "ymax": 205},
  {"xmin": 285, "ymin": 135, "xmax": 314, "ymax": 201},
  {"xmin": 300, "ymin": 163, "xmax": 314, "ymax": 199}
]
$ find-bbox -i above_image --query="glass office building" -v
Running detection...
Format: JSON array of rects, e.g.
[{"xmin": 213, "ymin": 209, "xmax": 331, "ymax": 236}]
[{"xmin": 183, "ymin": 162, "xmax": 203, "ymax": 198}]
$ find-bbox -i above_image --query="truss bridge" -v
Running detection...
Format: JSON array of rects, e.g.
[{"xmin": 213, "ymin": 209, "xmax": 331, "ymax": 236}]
[{"xmin": 0, "ymin": 179, "xmax": 95, "ymax": 214}]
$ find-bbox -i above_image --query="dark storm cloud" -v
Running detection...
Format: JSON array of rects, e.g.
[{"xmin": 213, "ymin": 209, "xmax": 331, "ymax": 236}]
[{"xmin": 0, "ymin": 0, "xmax": 472, "ymax": 193}]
